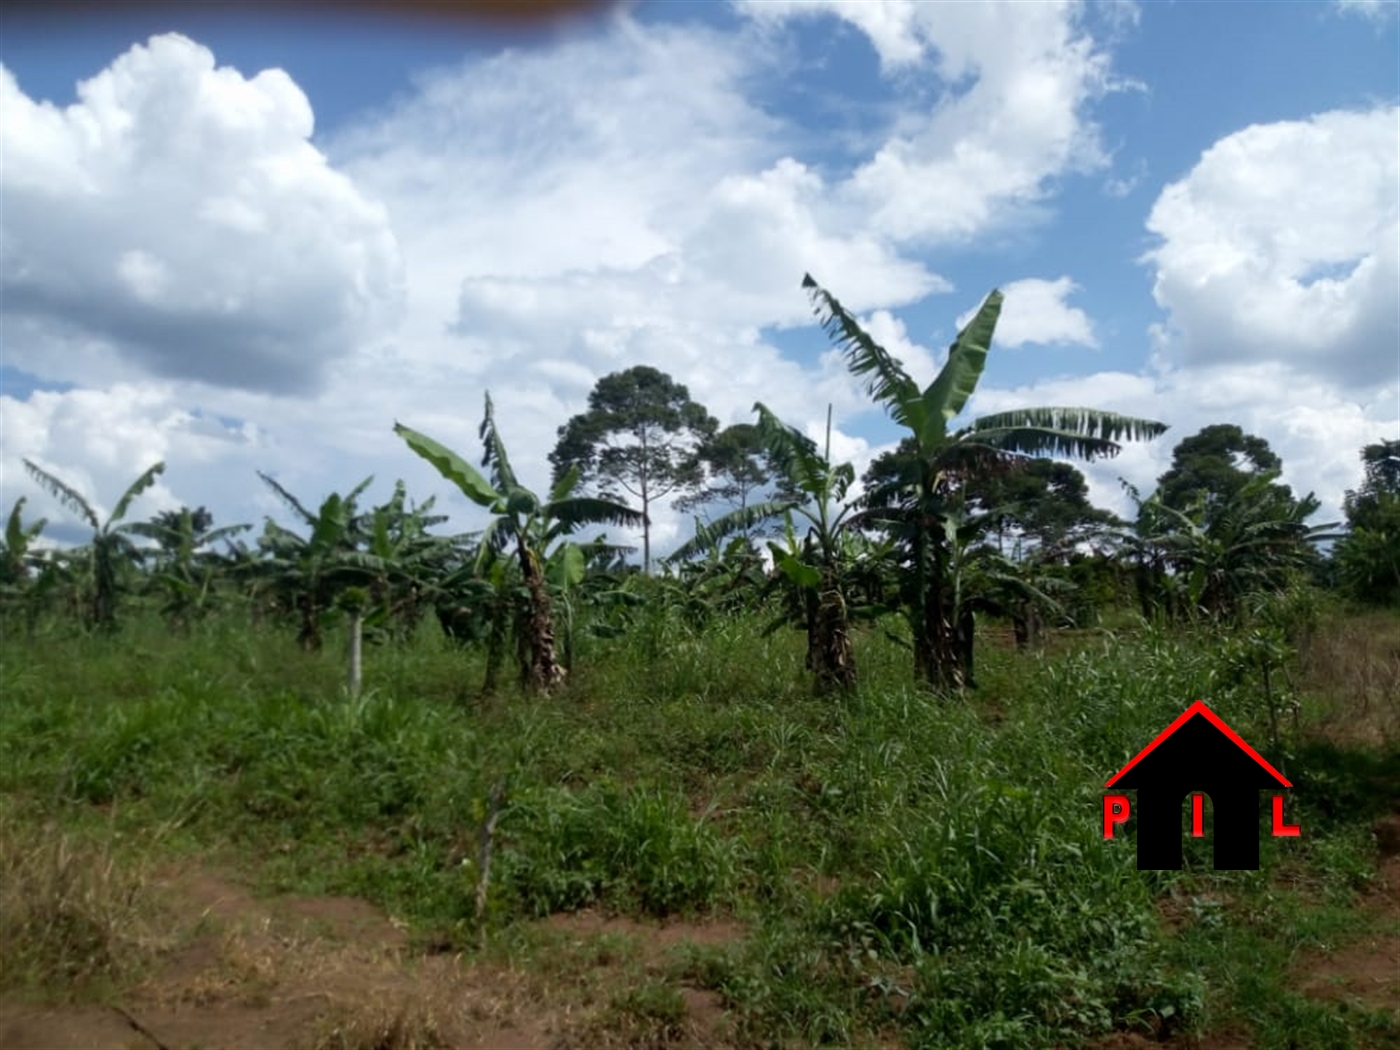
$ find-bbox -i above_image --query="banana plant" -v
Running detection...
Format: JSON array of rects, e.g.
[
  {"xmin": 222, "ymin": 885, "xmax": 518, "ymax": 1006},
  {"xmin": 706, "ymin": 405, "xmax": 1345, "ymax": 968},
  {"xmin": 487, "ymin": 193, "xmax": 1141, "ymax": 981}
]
[
  {"xmin": 1, "ymin": 497, "xmax": 47, "ymax": 587},
  {"xmin": 129, "ymin": 507, "xmax": 251, "ymax": 630},
  {"xmin": 667, "ymin": 403, "xmax": 863, "ymax": 694},
  {"xmin": 0, "ymin": 497, "xmax": 53, "ymax": 634},
  {"xmin": 803, "ymin": 272, "xmax": 1167, "ymax": 694},
  {"xmin": 357, "ymin": 481, "xmax": 474, "ymax": 642},
  {"xmin": 1127, "ymin": 471, "xmax": 1338, "ymax": 624},
  {"xmin": 251, "ymin": 473, "xmax": 387, "ymax": 651},
  {"xmin": 960, "ymin": 541, "xmax": 1073, "ymax": 656},
  {"xmin": 673, "ymin": 532, "xmax": 769, "ymax": 623},
  {"xmin": 395, "ymin": 392, "xmax": 645, "ymax": 693},
  {"xmin": 22, "ymin": 459, "xmax": 165, "ymax": 631}
]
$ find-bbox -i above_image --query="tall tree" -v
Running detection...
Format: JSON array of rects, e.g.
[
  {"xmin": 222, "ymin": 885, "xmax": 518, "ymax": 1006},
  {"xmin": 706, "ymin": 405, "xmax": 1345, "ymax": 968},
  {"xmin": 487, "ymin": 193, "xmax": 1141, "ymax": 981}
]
[
  {"xmin": 675, "ymin": 422, "xmax": 798, "ymax": 526},
  {"xmin": 550, "ymin": 366, "xmax": 718, "ymax": 573},
  {"xmin": 1336, "ymin": 438, "xmax": 1400, "ymax": 607},
  {"xmin": 804, "ymin": 273, "xmax": 1167, "ymax": 694},
  {"xmin": 1156, "ymin": 424, "xmax": 1289, "ymax": 519},
  {"xmin": 396, "ymin": 392, "xmax": 645, "ymax": 692}
]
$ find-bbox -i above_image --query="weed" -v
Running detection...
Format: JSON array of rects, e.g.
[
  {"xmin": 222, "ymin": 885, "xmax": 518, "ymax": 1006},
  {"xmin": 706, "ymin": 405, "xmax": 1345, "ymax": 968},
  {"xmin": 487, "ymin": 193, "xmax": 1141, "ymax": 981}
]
[
  {"xmin": 311, "ymin": 997, "xmax": 445, "ymax": 1050},
  {"xmin": 0, "ymin": 811, "xmax": 154, "ymax": 996}
]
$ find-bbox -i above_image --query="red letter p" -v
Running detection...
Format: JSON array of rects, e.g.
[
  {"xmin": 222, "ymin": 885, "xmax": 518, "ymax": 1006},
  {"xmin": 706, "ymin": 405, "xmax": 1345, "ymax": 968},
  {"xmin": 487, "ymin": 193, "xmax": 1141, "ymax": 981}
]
[{"xmin": 1103, "ymin": 794, "xmax": 1130, "ymax": 839}]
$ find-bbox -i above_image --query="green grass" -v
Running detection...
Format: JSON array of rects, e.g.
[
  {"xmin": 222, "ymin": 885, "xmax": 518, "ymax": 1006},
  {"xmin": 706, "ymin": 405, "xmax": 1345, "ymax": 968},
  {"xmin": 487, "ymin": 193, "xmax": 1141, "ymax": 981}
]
[{"xmin": 2, "ymin": 602, "xmax": 1398, "ymax": 1048}]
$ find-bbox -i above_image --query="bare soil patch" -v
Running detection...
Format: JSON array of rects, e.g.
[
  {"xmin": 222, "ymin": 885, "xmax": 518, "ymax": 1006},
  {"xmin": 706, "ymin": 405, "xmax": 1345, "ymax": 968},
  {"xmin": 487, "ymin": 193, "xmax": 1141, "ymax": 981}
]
[
  {"xmin": 1294, "ymin": 814, "xmax": 1400, "ymax": 1017},
  {"xmin": 1, "ymin": 866, "xmax": 747, "ymax": 1050},
  {"xmin": 1, "ymin": 865, "xmax": 531, "ymax": 1050}
]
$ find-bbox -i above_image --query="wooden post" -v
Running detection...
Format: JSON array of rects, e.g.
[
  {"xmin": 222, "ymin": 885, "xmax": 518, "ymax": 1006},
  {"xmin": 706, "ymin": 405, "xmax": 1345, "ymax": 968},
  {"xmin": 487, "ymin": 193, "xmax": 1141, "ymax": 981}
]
[
  {"xmin": 475, "ymin": 780, "xmax": 506, "ymax": 949},
  {"xmin": 348, "ymin": 611, "xmax": 363, "ymax": 699}
]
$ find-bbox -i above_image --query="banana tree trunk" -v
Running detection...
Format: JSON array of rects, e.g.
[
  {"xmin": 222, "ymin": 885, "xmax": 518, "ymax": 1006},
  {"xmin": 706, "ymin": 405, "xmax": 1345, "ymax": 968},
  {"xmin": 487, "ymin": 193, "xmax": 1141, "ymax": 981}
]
[
  {"xmin": 482, "ymin": 596, "xmax": 507, "ymax": 696},
  {"xmin": 1011, "ymin": 601, "xmax": 1039, "ymax": 650},
  {"xmin": 297, "ymin": 593, "xmax": 322, "ymax": 652},
  {"xmin": 811, "ymin": 575, "xmax": 856, "ymax": 695},
  {"xmin": 517, "ymin": 537, "xmax": 565, "ymax": 693},
  {"xmin": 914, "ymin": 545, "xmax": 967, "ymax": 695},
  {"xmin": 803, "ymin": 587, "xmax": 819, "ymax": 672},
  {"xmin": 514, "ymin": 599, "xmax": 531, "ymax": 689},
  {"xmin": 915, "ymin": 610, "xmax": 965, "ymax": 693},
  {"xmin": 958, "ymin": 605, "xmax": 976, "ymax": 690},
  {"xmin": 91, "ymin": 540, "xmax": 119, "ymax": 631}
]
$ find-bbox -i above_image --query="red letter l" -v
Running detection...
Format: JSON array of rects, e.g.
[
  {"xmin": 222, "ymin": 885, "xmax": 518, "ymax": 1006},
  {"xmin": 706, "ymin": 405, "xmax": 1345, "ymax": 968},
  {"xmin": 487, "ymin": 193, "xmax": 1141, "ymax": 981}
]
[{"xmin": 1272, "ymin": 795, "xmax": 1300, "ymax": 837}]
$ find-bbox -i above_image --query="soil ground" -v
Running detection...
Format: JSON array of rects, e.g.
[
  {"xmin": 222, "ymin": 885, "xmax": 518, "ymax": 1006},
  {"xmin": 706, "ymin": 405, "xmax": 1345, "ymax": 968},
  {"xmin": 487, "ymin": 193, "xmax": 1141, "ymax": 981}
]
[
  {"xmin": 0, "ymin": 862, "xmax": 743, "ymax": 1050},
  {"xmin": 5, "ymin": 838, "xmax": 1397, "ymax": 1050},
  {"xmin": 1294, "ymin": 815, "xmax": 1400, "ymax": 1018}
]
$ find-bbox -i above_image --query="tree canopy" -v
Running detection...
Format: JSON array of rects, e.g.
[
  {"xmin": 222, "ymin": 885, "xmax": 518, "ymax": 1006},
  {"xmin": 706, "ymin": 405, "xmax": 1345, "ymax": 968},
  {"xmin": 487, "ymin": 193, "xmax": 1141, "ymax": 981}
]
[
  {"xmin": 1155, "ymin": 424, "xmax": 1290, "ymax": 519},
  {"xmin": 549, "ymin": 366, "xmax": 718, "ymax": 573},
  {"xmin": 1337, "ymin": 437, "xmax": 1400, "ymax": 607}
]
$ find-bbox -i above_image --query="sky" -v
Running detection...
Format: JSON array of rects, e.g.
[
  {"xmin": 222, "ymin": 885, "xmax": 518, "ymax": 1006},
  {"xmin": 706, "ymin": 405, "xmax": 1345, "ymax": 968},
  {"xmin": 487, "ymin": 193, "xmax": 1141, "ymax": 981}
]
[{"xmin": 2, "ymin": 0, "xmax": 1397, "ymax": 556}]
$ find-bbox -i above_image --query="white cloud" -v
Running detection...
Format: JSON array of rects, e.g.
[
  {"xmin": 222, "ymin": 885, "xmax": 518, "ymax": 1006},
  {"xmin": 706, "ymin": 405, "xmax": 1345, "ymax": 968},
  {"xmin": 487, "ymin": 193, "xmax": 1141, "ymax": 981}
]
[
  {"xmin": 0, "ymin": 35, "xmax": 405, "ymax": 396},
  {"xmin": 957, "ymin": 277, "xmax": 1098, "ymax": 349},
  {"xmin": 0, "ymin": 19, "xmax": 925, "ymax": 558},
  {"xmin": 1143, "ymin": 106, "xmax": 1400, "ymax": 392},
  {"xmin": 1102, "ymin": 157, "xmax": 1147, "ymax": 198},
  {"xmin": 735, "ymin": 0, "xmax": 929, "ymax": 70},
  {"xmin": 735, "ymin": 1, "xmax": 1123, "ymax": 243},
  {"xmin": 6, "ymin": 384, "xmax": 207, "ymax": 529},
  {"xmin": 8, "ymin": 12, "xmax": 1388, "ymax": 570},
  {"xmin": 1335, "ymin": 0, "xmax": 1399, "ymax": 23},
  {"xmin": 320, "ymin": 15, "xmax": 951, "ymax": 545}
]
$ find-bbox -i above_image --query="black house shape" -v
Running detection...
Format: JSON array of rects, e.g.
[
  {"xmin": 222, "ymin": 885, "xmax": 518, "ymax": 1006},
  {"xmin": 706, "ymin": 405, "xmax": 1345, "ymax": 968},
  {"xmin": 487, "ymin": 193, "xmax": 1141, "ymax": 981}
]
[{"xmin": 1106, "ymin": 701, "xmax": 1291, "ymax": 870}]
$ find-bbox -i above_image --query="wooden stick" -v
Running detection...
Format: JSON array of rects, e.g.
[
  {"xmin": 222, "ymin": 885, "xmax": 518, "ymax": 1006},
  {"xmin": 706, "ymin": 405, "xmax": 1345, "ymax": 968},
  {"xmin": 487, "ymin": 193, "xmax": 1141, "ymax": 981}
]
[{"xmin": 475, "ymin": 780, "xmax": 506, "ymax": 949}]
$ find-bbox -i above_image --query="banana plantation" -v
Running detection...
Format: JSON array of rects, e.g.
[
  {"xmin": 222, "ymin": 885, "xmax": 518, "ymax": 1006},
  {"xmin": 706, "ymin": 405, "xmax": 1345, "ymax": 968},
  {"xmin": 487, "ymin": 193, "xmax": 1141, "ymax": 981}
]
[
  {"xmin": 5, "ymin": 276, "xmax": 1381, "ymax": 693},
  {"xmin": 2, "ymin": 276, "xmax": 1397, "ymax": 1050}
]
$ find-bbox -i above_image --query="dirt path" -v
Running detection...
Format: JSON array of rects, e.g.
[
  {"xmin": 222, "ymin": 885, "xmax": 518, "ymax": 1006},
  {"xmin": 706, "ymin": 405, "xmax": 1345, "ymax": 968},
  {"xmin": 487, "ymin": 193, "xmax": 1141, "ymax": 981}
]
[
  {"xmin": 0, "ymin": 863, "xmax": 741, "ymax": 1050},
  {"xmin": 1294, "ymin": 814, "xmax": 1400, "ymax": 1017}
]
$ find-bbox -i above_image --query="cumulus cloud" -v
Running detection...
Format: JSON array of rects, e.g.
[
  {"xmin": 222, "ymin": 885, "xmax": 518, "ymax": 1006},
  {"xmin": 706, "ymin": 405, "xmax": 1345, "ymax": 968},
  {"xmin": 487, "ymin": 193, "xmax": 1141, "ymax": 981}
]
[
  {"xmin": 736, "ymin": 1, "xmax": 1122, "ymax": 244},
  {"xmin": 1143, "ymin": 106, "xmax": 1399, "ymax": 392},
  {"xmin": 957, "ymin": 277, "xmax": 1098, "ymax": 349},
  {"xmin": 1335, "ymin": 0, "xmax": 1399, "ymax": 23},
  {"xmin": 5, "ymin": 384, "xmax": 228, "ymax": 528},
  {"xmin": 328, "ymin": 16, "xmax": 946, "ymax": 518},
  {"xmin": 0, "ymin": 35, "xmax": 404, "ymax": 395},
  {"xmin": 313, "ymin": 3, "xmax": 1127, "ymax": 557},
  {"xmin": 12, "ymin": 10, "xmax": 1387, "ymax": 569}
]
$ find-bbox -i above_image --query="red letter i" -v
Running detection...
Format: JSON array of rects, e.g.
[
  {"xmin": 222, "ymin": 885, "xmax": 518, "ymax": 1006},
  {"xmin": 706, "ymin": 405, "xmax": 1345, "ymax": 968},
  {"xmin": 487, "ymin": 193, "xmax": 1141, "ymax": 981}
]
[{"xmin": 1192, "ymin": 793, "xmax": 1204, "ymax": 837}]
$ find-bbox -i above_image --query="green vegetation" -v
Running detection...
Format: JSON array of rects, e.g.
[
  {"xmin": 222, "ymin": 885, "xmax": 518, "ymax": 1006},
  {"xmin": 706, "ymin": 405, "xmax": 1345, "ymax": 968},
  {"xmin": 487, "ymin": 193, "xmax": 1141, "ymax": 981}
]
[
  {"xmin": 1337, "ymin": 439, "xmax": 1400, "ymax": 608},
  {"xmin": 3, "ymin": 274, "xmax": 1397, "ymax": 1047},
  {"xmin": 2, "ymin": 605, "xmax": 1397, "ymax": 1047}
]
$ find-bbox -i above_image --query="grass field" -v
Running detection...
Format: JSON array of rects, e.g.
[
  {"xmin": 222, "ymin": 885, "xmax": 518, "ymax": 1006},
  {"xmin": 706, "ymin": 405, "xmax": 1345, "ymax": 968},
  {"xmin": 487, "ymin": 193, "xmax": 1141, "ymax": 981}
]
[{"xmin": 1, "ymin": 603, "xmax": 1398, "ymax": 1049}]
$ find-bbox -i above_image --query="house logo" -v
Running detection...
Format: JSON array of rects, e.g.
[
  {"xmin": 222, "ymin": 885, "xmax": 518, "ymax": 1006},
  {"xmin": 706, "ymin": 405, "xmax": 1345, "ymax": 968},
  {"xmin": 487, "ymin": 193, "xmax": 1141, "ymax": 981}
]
[{"xmin": 1103, "ymin": 701, "xmax": 1300, "ymax": 870}]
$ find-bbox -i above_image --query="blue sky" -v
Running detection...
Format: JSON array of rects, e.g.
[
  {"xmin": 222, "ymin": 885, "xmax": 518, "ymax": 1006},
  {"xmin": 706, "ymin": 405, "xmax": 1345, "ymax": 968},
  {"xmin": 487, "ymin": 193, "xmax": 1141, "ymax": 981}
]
[{"xmin": 2, "ymin": 0, "xmax": 1397, "ymax": 556}]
